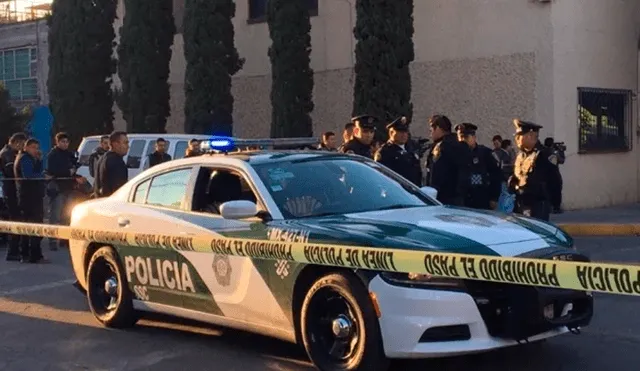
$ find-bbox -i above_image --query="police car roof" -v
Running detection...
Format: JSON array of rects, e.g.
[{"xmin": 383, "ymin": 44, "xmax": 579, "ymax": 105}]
[{"xmin": 218, "ymin": 150, "xmax": 356, "ymax": 165}]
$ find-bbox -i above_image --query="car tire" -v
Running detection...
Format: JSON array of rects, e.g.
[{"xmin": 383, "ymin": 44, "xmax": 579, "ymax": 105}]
[
  {"xmin": 86, "ymin": 246, "xmax": 138, "ymax": 328},
  {"xmin": 300, "ymin": 272, "xmax": 389, "ymax": 371}
]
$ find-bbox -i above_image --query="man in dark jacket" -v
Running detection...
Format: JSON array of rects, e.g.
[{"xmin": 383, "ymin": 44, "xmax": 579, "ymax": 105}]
[
  {"xmin": 425, "ymin": 115, "xmax": 470, "ymax": 206},
  {"xmin": 15, "ymin": 138, "xmax": 48, "ymax": 263},
  {"xmin": 46, "ymin": 132, "xmax": 86, "ymax": 250},
  {"xmin": 1, "ymin": 132, "xmax": 27, "ymax": 261},
  {"xmin": 88, "ymin": 135, "xmax": 109, "ymax": 178},
  {"xmin": 147, "ymin": 137, "xmax": 172, "ymax": 168},
  {"xmin": 94, "ymin": 131, "xmax": 129, "ymax": 198}
]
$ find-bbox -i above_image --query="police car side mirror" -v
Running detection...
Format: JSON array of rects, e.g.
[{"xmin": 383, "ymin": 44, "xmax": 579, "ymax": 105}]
[
  {"xmin": 420, "ymin": 186, "xmax": 438, "ymax": 200},
  {"xmin": 220, "ymin": 200, "xmax": 258, "ymax": 220}
]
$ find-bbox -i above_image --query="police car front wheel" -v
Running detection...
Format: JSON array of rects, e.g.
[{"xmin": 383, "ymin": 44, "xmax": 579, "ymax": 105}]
[
  {"xmin": 300, "ymin": 273, "xmax": 389, "ymax": 371},
  {"xmin": 86, "ymin": 246, "xmax": 138, "ymax": 328}
]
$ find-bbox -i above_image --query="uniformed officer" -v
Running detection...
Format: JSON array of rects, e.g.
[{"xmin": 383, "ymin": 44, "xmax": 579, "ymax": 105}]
[
  {"xmin": 454, "ymin": 124, "xmax": 466, "ymax": 142},
  {"xmin": 457, "ymin": 123, "xmax": 502, "ymax": 210},
  {"xmin": 508, "ymin": 119, "xmax": 562, "ymax": 221},
  {"xmin": 425, "ymin": 115, "xmax": 470, "ymax": 205},
  {"xmin": 339, "ymin": 115, "xmax": 377, "ymax": 158},
  {"xmin": 374, "ymin": 116, "xmax": 422, "ymax": 186}
]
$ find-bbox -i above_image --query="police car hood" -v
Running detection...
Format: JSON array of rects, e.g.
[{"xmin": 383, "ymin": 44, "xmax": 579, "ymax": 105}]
[{"xmin": 286, "ymin": 206, "xmax": 572, "ymax": 257}]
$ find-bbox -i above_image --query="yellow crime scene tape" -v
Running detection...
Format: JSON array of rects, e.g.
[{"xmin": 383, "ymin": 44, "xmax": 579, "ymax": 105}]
[{"xmin": 1, "ymin": 221, "xmax": 639, "ymax": 297}]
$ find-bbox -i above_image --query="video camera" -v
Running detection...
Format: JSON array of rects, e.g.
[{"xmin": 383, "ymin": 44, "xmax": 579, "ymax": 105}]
[{"xmin": 553, "ymin": 142, "xmax": 567, "ymax": 152}]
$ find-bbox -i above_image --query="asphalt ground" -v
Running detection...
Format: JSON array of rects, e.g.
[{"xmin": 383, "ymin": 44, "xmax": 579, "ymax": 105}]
[{"xmin": 0, "ymin": 237, "xmax": 639, "ymax": 371}]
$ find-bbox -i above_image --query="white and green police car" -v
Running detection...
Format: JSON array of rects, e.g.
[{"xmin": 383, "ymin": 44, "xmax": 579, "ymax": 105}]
[{"xmin": 68, "ymin": 138, "xmax": 593, "ymax": 371}]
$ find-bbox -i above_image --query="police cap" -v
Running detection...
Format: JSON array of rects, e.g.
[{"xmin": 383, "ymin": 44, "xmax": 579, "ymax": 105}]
[
  {"xmin": 456, "ymin": 122, "xmax": 478, "ymax": 135},
  {"xmin": 513, "ymin": 119, "xmax": 543, "ymax": 135},
  {"xmin": 351, "ymin": 115, "xmax": 378, "ymax": 130},
  {"xmin": 386, "ymin": 116, "xmax": 409, "ymax": 131}
]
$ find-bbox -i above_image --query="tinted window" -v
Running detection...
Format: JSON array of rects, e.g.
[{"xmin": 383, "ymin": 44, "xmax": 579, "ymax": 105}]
[
  {"xmin": 132, "ymin": 179, "xmax": 150, "ymax": 204},
  {"xmin": 126, "ymin": 140, "xmax": 147, "ymax": 168},
  {"xmin": 78, "ymin": 139, "xmax": 99, "ymax": 166},
  {"xmin": 173, "ymin": 141, "xmax": 188, "ymax": 159},
  {"xmin": 146, "ymin": 168, "xmax": 192, "ymax": 209},
  {"xmin": 253, "ymin": 158, "xmax": 434, "ymax": 219}
]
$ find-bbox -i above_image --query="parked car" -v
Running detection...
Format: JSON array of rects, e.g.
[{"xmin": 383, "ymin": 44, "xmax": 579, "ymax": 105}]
[{"xmin": 68, "ymin": 140, "xmax": 593, "ymax": 371}]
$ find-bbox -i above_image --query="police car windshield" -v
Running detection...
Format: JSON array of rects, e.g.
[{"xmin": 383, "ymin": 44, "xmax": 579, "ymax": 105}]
[{"xmin": 252, "ymin": 158, "xmax": 435, "ymax": 219}]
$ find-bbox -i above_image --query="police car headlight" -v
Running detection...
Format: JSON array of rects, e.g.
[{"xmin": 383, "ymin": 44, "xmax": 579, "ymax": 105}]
[{"xmin": 380, "ymin": 272, "xmax": 465, "ymax": 288}]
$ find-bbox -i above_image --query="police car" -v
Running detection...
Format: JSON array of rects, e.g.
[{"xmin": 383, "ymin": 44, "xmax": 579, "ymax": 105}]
[{"xmin": 68, "ymin": 137, "xmax": 593, "ymax": 371}]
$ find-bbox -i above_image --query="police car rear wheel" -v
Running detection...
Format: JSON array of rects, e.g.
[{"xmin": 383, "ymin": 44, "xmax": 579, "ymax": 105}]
[
  {"xmin": 86, "ymin": 246, "xmax": 138, "ymax": 328},
  {"xmin": 301, "ymin": 273, "xmax": 389, "ymax": 371}
]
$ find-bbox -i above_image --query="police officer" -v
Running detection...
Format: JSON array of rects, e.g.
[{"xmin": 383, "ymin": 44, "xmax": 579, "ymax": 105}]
[
  {"xmin": 457, "ymin": 123, "xmax": 502, "ymax": 210},
  {"xmin": 425, "ymin": 115, "xmax": 470, "ymax": 205},
  {"xmin": 543, "ymin": 137, "xmax": 565, "ymax": 213},
  {"xmin": 0, "ymin": 132, "xmax": 27, "ymax": 261},
  {"xmin": 508, "ymin": 119, "xmax": 562, "ymax": 221},
  {"xmin": 15, "ymin": 138, "xmax": 48, "ymax": 263},
  {"xmin": 374, "ymin": 116, "xmax": 422, "ymax": 186},
  {"xmin": 339, "ymin": 115, "xmax": 377, "ymax": 158}
]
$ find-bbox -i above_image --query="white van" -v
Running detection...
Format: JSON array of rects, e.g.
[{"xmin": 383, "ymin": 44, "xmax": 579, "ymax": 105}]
[{"xmin": 76, "ymin": 133, "xmax": 211, "ymax": 184}]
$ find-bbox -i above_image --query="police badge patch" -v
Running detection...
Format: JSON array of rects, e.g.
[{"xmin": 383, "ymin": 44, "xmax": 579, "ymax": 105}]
[
  {"xmin": 213, "ymin": 254, "xmax": 232, "ymax": 286},
  {"xmin": 548, "ymin": 154, "xmax": 558, "ymax": 165},
  {"xmin": 432, "ymin": 144, "xmax": 441, "ymax": 159}
]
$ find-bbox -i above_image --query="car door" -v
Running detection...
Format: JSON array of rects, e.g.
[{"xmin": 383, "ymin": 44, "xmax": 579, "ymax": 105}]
[
  {"xmin": 174, "ymin": 165, "xmax": 292, "ymax": 330},
  {"xmin": 116, "ymin": 166, "xmax": 198, "ymax": 310}
]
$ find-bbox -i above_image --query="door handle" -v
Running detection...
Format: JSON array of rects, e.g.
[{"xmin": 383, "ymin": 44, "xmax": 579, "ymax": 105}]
[{"xmin": 117, "ymin": 218, "xmax": 130, "ymax": 227}]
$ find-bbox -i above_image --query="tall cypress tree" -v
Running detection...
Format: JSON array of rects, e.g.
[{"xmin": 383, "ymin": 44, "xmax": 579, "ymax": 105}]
[
  {"xmin": 267, "ymin": 0, "xmax": 314, "ymax": 138},
  {"xmin": 352, "ymin": 0, "xmax": 414, "ymax": 136},
  {"xmin": 116, "ymin": 0, "xmax": 175, "ymax": 133},
  {"xmin": 47, "ymin": 0, "xmax": 117, "ymax": 142},
  {"xmin": 183, "ymin": 0, "xmax": 244, "ymax": 135}
]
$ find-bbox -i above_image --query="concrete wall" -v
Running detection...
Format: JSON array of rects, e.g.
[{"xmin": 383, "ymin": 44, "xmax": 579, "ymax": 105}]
[
  {"xmin": 0, "ymin": 19, "xmax": 49, "ymax": 105},
  {"xmin": 548, "ymin": 0, "xmax": 640, "ymax": 209}
]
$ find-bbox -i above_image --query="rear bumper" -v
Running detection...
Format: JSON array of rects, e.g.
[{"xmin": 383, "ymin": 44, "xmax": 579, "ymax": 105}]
[{"xmin": 369, "ymin": 275, "xmax": 593, "ymax": 359}]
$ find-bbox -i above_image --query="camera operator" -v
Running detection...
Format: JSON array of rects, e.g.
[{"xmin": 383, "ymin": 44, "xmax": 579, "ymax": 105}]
[{"xmin": 544, "ymin": 137, "xmax": 565, "ymax": 213}]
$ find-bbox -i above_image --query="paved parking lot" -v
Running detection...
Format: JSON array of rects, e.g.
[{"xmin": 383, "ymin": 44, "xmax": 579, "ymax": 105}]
[{"xmin": 0, "ymin": 236, "xmax": 639, "ymax": 371}]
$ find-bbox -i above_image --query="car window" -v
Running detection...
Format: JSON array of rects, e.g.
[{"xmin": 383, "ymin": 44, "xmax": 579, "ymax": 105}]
[
  {"xmin": 146, "ymin": 168, "xmax": 193, "ymax": 209},
  {"xmin": 252, "ymin": 158, "xmax": 434, "ymax": 219},
  {"xmin": 78, "ymin": 139, "xmax": 98, "ymax": 166},
  {"xmin": 173, "ymin": 141, "xmax": 188, "ymax": 159},
  {"xmin": 126, "ymin": 140, "xmax": 146, "ymax": 169},
  {"xmin": 191, "ymin": 167, "xmax": 259, "ymax": 213},
  {"xmin": 132, "ymin": 179, "xmax": 151, "ymax": 204}
]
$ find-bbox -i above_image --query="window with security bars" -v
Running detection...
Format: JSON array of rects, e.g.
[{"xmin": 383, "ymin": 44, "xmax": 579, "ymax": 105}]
[
  {"xmin": 248, "ymin": 0, "xmax": 318, "ymax": 23},
  {"xmin": 0, "ymin": 47, "xmax": 39, "ymax": 102},
  {"xmin": 577, "ymin": 87, "xmax": 633, "ymax": 154}
]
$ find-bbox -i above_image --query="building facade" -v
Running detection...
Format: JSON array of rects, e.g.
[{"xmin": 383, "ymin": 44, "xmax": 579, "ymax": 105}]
[{"xmin": 0, "ymin": 19, "xmax": 49, "ymax": 108}]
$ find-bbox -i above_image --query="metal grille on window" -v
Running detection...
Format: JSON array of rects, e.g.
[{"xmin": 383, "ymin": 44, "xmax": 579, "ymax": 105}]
[
  {"xmin": 577, "ymin": 87, "xmax": 632, "ymax": 154},
  {"xmin": 0, "ymin": 47, "xmax": 38, "ymax": 102}
]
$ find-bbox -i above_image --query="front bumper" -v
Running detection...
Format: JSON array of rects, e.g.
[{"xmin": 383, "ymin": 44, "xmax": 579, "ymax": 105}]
[{"xmin": 369, "ymin": 275, "xmax": 593, "ymax": 359}]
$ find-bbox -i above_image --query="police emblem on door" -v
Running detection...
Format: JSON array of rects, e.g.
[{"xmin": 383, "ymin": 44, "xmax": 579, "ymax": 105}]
[{"xmin": 213, "ymin": 254, "xmax": 232, "ymax": 286}]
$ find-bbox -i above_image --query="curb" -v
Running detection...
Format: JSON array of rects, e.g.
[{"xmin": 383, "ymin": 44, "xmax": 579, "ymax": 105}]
[{"xmin": 557, "ymin": 223, "xmax": 640, "ymax": 236}]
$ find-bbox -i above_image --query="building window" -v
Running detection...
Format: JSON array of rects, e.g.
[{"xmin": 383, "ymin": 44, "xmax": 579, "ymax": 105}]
[
  {"xmin": 0, "ymin": 47, "xmax": 38, "ymax": 102},
  {"xmin": 248, "ymin": 0, "xmax": 318, "ymax": 24},
  {"xmin": 577, "ymin": 87, "xmax": 633, "ymax": 154}
]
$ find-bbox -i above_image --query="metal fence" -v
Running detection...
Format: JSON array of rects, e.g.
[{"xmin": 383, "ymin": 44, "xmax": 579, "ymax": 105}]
[{"xmin": 577, "ymin": 87, "xmax": 633, "ymax": 154}]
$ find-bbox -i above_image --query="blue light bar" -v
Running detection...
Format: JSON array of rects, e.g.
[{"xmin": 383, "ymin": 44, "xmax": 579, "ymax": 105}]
[{"xmin": 201, "ymin": 136, "xmax": 236, "ymax": 152}]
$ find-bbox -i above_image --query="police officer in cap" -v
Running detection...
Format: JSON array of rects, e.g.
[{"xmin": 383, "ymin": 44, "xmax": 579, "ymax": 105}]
[
  {"xmin": 339, "ymin": 115, "xmax": 377, "ymax": 158},
  {"xmin": 374, "ymin": 116, "xmax": 422, "ymax": 186},
  {"xmin": 457, "ymin": 123, "xmax": 502, "ymax": 210},
  {"xmin": 454, "ymin": 124, "xmax": 466, "ymax": 142},
  {"xmin": 508, "ymin": 119, "xmax": 562, "ymax": 221}
]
